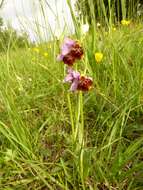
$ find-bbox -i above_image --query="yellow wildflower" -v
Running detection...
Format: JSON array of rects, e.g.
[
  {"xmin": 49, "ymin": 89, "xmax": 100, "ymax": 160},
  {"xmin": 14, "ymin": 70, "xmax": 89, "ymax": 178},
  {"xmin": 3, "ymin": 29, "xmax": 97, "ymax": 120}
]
[
  {"xmin": 112, "ymin": 27, "xmax": 116, "ymax": 31},
  {"xmin": 43, "ymin": 52, "xmax": 48, "ymax": 57},
  {"xmin": 121, "ymin": 19, "xmax": 131, "ymax": 26},
  {"xmin": 95, "ymin": 52, "xmax": 103, "ymax": 63},
  {"xmin": 33, "ymin": 47, "xmax": 40, "ymax": 53}
]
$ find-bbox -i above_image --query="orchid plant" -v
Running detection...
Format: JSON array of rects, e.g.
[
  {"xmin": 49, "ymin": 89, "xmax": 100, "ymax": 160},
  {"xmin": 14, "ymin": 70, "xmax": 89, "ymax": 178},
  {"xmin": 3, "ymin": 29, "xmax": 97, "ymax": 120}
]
[{"xmin": 57, "ymin": 37, "xmax": 93, "ymax": 151}]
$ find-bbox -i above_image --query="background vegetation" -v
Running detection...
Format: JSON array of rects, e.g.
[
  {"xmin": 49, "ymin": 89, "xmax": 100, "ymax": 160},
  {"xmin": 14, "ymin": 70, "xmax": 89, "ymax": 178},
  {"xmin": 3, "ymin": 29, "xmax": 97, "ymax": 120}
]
[
  {"xmin": 0, "ymin": 17, "xmax": 29, "ymax": 52},
  {"xmin": 75, "ymin": 0, "xmax": 143, "ymax": 23}
]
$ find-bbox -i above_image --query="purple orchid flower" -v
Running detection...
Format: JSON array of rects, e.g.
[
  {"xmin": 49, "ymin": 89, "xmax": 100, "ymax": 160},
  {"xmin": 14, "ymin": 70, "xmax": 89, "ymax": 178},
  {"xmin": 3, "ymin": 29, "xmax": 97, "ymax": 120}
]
[
  {"xmin": 57, "ymin": 38, "xmax": 76, "ymax": 61},
  {"xmin": 64, "ymin": 68, "xmax": 80, "ymax": 91}
]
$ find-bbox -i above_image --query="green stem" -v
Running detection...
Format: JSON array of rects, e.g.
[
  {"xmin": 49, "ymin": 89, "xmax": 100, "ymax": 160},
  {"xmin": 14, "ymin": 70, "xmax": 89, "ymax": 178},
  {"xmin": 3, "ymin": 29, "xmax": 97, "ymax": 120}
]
[
  {"xmin": 79, "ymin": 92, "xmax": 84, "ymax": 146},
  {"xmin": 67, "ymin": 93, "xmax": 75, "ymax": 140},
  {"xmin": 75, "ymin": 92, "xmax": 81, "ymax": 142},
  {"xmin": 79, "ymin": 91, "xmax": 85, "ymax": 189}
]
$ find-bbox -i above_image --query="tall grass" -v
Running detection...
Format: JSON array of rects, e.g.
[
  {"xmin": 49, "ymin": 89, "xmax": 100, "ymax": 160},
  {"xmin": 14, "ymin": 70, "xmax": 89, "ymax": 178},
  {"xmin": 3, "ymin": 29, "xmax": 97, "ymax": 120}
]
[{"xmin": 0, "ymin": 0, "xmax": 143, "ymax": 189}]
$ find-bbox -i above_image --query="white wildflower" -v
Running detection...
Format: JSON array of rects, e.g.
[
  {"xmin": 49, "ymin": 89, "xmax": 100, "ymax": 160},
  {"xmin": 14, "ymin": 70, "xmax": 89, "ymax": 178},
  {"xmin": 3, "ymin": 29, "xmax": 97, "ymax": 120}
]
[
  {"xmin": 97, "ymin": 22, "xmax": 101, "ymax": 27},
  {"xmin": 81, "ymin": 23, "xmax": 89, "ymax": 34}
]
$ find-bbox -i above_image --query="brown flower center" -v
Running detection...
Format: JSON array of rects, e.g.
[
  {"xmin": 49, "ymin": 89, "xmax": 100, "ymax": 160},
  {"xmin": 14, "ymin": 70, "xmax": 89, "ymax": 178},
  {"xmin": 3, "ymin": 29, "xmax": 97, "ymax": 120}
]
[
  {"xmin": 63, "ymin": 54, "xmax": 75, "ymax": 66},
  {"xmin": 77, "ymin": 76, "xmax": 93, "ymax": 91}
]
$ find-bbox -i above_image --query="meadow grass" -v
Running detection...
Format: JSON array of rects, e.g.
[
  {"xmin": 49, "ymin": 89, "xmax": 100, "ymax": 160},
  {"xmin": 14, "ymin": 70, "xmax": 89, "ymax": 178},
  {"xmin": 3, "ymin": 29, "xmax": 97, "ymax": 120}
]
[{"xmin": 0, "ymin": 1, "xmax": 143, "ymax": 190}]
